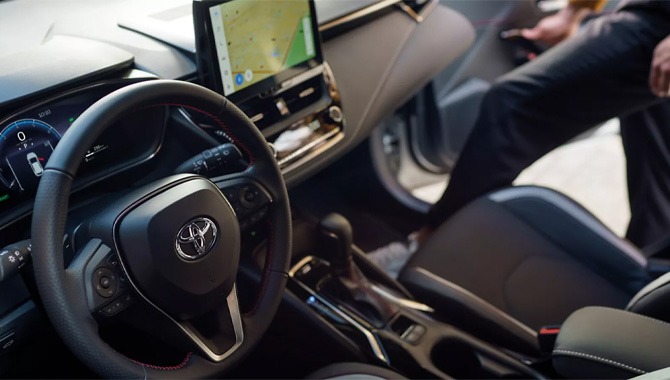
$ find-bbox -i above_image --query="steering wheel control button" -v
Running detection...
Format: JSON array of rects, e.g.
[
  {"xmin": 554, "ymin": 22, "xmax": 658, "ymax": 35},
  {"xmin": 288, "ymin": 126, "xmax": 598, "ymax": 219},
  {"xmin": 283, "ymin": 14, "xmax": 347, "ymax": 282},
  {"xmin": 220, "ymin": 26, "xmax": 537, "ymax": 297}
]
[
  {"xmin": 175, "ymin": 217, "xmax": 218, "ymax": 261},
  {"xmin": 223, "ymin": 186, "xmax": 239, "ymax": 202},
  {"xmin": 239, "ymin": 185, "xmax": 261, "ymax": 208},
  {"xmin": 217, "ymin": 180, "xmax": 272, "ymax": 230},
  {"xmin": 231, "ymin": 203, "xmax": 250, "ymax": 219},
  {"xmin": 93, "ymin": 267, "xmax": 118, "ymax": 298},
  {"xmin": 100, "ymin": 277, "xmax": 111, "ymax": 289},
  {"xmin": 100, "ymin": 293, "xmax": 133, "ymax": 317},
  {"xmin": 105, "ymin": 253, "xmax": 119, "ymax": 269},
  {"xmin": 244, "ymin": 189, "xmax": 256, "ymax": 202},
  {"xmin": 249, "ymin": 208, "xmax": 268, "ymax": 224}
]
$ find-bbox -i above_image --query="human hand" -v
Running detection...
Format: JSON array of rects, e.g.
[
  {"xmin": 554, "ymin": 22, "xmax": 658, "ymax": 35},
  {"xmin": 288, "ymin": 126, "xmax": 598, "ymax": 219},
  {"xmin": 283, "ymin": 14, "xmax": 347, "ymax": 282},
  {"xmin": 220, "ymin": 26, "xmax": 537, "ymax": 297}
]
[
  {"xmin": 650, "ymin": 35, "xmax": 670, "ymax": 97},
  {"xmin": 521, "ymin": 7, "xmax": 589, "ymax": 46}
]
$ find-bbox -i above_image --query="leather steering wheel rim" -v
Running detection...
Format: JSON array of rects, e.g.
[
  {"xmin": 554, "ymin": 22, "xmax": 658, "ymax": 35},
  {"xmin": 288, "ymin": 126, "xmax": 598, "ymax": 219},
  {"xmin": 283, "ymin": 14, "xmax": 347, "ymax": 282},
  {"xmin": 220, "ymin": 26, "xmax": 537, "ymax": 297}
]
[{"xmin": 31, "ymin": 80, "xmax": 292, "ymax": 378}]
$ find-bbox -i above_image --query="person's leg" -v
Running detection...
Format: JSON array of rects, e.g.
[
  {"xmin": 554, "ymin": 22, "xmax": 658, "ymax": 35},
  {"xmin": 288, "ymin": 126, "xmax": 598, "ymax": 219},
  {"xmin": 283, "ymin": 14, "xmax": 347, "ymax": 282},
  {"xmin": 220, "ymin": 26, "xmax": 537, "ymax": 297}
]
[
  {"xmin": 425, "ymin": 10, "xmax": 670, "ymax": 230},
  {"xmin": 620, "ymin": 101, "xmax": 670, "ymax": 249}
]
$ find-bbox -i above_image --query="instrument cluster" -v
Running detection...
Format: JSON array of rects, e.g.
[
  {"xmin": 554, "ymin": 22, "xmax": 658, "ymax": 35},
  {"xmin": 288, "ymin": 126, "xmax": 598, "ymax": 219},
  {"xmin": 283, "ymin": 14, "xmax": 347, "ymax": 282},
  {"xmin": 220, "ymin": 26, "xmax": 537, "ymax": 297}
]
[{"xmin": 0, "ymin": 80, "xmax": 165, "ymax": 219}]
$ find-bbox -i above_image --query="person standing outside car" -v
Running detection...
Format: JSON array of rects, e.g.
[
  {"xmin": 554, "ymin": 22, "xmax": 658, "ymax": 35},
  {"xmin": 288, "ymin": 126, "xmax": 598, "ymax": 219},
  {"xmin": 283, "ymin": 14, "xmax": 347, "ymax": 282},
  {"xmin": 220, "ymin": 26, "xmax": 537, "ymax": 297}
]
[{"xmin": 368, "ymin": 0, "xmax": 670, "ymax": 277}]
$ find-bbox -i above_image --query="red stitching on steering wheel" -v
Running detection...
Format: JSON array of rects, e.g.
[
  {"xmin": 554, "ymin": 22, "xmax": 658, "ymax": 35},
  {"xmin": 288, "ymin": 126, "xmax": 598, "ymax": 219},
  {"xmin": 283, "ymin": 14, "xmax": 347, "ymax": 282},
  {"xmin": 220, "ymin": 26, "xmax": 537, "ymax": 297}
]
[
  {"xmin": 131, "ymin": 352, "xmax": 193, "ymax": 371},
  {"xmin": 151, "ymin": 103, "xmax": 256, "ymax": 165}
]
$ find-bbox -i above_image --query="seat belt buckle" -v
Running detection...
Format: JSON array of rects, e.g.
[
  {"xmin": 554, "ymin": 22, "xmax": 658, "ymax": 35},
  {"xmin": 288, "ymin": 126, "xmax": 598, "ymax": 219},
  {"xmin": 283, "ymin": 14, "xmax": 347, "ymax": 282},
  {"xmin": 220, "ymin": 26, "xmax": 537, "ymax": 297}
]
[{"xmin": 537, "ymin": 325, "xmax": 561, "ymax": 353}]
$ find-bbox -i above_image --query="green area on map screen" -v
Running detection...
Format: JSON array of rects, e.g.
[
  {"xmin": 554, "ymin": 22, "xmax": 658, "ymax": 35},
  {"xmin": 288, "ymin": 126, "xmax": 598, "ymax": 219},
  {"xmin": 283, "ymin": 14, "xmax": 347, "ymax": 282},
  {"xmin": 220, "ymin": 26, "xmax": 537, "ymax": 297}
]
[{"xmin": 212, "ymin": 0, "xmax": 316, "ymax": 94}]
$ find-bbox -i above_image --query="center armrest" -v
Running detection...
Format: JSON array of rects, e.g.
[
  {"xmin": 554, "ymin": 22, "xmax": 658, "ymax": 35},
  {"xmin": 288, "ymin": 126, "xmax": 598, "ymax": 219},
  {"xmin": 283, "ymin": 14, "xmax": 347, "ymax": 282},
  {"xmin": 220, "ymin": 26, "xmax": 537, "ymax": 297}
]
[{"xmin": 553, "ymin": 307, "xmax": 670, "ymax": 378}]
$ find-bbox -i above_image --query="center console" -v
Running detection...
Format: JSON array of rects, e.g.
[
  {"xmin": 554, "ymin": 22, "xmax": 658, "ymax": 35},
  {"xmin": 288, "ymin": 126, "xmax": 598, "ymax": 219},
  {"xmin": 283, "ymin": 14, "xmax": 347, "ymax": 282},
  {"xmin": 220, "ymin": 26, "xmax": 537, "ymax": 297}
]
[
  {"xmin": 287, "ymin": 214, "xmax": 545, "ymax": 379},
  {"xmin": 193, "ymin": 2, "xmax": 543, "ymax": 377},
  {"xmin": 193, "ymin": 0, "xmax": 344, "ymax": 174}
]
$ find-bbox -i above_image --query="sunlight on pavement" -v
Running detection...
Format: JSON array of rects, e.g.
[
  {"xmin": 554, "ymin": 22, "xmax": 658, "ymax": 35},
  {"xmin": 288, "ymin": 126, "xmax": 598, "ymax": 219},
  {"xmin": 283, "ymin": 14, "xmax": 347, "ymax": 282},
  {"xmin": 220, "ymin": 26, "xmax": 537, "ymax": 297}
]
[
  {"xmin": 515, "ymin": 119, "xmax": 629, "ymax": 237},
  {"xmin": 412, "ymin": 120, "xmax": 630, "ymax": 237}
]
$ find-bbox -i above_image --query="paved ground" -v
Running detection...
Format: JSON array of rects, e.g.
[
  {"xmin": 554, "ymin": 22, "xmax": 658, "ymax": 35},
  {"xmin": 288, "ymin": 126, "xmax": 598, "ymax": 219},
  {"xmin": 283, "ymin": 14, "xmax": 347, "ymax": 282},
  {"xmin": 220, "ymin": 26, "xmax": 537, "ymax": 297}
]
[{"xmin": 412, "ymin": 119, "xmax": 630, "ymax": 237}]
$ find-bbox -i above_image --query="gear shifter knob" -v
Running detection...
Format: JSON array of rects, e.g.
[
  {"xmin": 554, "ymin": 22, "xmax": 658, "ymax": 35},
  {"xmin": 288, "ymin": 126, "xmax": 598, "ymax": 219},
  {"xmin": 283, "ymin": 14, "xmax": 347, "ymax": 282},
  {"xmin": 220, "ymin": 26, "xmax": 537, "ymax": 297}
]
[
  {"xmin": 319, "ymin": 213, "xmax": 353, "ymax": 267},
  {"xmin": 318, "ymin": 213, "xmax": 398, "ymax": 325}
]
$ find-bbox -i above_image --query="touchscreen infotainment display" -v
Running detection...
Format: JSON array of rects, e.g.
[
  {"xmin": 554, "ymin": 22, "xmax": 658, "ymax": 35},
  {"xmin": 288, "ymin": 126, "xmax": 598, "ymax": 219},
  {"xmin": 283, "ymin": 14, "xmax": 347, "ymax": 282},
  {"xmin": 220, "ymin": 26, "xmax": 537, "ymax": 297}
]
[{"xmin": 208, "ymin": 0, "xmax": 318, "ymax": 96}]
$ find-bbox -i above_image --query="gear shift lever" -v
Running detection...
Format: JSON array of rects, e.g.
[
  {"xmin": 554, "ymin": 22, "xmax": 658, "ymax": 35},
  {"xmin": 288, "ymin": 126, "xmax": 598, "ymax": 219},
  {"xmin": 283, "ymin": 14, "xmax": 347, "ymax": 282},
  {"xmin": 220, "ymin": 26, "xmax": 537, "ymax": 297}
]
[
  {"xmin": 319, "ymin": 213, "xmax": 354, "ymax": 271},
  {"xmin": 318, "ymin": 213, "xmax": 398, "ymax": 326}
]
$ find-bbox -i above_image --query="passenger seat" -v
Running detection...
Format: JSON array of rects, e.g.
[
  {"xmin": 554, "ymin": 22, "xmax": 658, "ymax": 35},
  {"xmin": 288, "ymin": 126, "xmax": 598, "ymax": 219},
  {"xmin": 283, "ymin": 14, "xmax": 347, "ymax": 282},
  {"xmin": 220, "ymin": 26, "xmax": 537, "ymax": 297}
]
[{"xmin": 398, "ymin": 185, "xmax": 670, "ymax": 355}]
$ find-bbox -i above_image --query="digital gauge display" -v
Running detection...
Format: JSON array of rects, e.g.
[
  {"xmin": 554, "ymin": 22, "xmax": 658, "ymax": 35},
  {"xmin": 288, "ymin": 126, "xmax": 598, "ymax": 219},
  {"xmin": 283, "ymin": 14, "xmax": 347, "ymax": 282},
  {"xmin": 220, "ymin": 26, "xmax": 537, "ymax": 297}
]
[
  {"xmin": 0, "ymin": 79, "xmax": 165, "ymax": 218},
  {"xmin": 0, "ymin": 119, "xmax": 61, "ymax": 195}
]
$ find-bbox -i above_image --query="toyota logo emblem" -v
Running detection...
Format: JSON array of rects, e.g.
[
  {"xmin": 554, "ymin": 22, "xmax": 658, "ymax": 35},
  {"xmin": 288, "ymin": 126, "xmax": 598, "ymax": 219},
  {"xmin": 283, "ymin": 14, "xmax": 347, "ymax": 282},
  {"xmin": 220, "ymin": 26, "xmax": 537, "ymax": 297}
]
[{"xmin": 175, "ymin": 217, "xmax": 218, "ymax": 260}]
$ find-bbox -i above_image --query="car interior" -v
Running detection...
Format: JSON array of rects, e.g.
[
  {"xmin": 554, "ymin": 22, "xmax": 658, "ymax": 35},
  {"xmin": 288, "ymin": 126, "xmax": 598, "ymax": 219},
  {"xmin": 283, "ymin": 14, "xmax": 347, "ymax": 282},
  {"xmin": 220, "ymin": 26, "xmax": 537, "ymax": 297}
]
[{"xmin": 2, "ymin": 0, "xmax": 670, "ymax": 378}]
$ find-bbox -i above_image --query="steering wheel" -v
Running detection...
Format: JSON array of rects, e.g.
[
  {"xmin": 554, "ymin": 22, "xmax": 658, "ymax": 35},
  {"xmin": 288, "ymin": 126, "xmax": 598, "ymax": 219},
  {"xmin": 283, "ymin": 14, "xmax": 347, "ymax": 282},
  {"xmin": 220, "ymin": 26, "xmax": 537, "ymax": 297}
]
[{"xmin": 30, "ymin": 80, "xmax": 292, "ymax": 378}]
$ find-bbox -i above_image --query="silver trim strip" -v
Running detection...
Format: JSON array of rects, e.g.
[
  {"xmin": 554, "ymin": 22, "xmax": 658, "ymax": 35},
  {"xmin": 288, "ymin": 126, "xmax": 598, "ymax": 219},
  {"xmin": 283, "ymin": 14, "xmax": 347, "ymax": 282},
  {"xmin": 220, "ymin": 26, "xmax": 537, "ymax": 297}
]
[
  {"xmin": 488, "ymin": 187, "xmax": 647, "ymax": 267},
  {"xmin": 274, "ymin": 65, "xmax": 325, "ymax": 96},
  {"xmin": 277, "ymin": 128, "xmax": 342, "ymax": 168},
  {"xmin": 250, "ymin": 113, "xmax": 264, "ymax": 123},
  {"xmin": 181, "ymin": 285, "xmax": 245, "ymax": 362},
  {"xmin": 288, "ymin": 256, "xmax": 390, "ymax": 364},
  {"xmin": 288, "ymin": 255, "xmax": 317, "ymax": 277},
  {"xmin": 370, "ymin": 284, "xmax": 434, "ymax": 313},
  {"xmin": 414, "ymin": 267, "xmax": 538, "ymax": 338},
  {"xmin": 279, "ymin": 131, "xmax": 344, "ymax": 175}
]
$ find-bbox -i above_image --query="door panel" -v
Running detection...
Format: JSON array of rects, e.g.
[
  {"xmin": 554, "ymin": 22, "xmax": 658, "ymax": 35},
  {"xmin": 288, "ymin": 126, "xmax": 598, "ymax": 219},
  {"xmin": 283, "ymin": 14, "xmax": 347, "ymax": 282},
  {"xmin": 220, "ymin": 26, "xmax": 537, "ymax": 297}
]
[
  {"xmin": 418, "ymin": 0, "xmax": 544, "ymax": 172},
  {"xmin": 371, "ymin": 0, "xmax": 551, "ymax": 210}
]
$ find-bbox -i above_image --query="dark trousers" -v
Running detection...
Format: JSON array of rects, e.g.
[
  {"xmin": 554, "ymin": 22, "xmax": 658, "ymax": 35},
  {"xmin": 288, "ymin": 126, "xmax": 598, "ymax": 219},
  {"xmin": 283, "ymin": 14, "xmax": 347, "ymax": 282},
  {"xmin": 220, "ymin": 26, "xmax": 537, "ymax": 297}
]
[
  {"xmin": 426, "ymin": 9, "xmax": 670, "ymax": 249},
  {"xmin": 622, "ymin": 103, "xmax": 670, "ymax": 247}
]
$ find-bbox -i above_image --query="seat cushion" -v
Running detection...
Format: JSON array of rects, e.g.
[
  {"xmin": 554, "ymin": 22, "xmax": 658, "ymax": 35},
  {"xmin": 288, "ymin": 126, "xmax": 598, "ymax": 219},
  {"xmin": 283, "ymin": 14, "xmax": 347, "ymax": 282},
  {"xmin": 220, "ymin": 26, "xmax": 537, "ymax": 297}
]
[{"xmin": 399, "ymin": 186, "xmax": 649, "ymax": 354}]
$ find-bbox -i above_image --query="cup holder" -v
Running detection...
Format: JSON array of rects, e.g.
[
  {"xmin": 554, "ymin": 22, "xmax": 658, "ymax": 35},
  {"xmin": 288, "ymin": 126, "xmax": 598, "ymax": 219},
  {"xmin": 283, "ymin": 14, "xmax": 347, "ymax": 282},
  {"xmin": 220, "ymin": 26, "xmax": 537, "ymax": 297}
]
[
  {"xmin": 430, "ymin": 337, "xmax": 529, "ymax": 379},
  {"xmin": 431, "ymin": 339, "xmax": 485, "ymax": 378}
]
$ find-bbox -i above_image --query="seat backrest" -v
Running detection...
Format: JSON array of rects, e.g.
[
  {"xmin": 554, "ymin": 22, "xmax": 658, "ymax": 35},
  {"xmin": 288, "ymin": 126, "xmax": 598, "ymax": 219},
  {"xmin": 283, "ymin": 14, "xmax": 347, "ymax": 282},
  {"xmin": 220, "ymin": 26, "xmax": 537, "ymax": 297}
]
[
  {"xmin": 488, "ymin": 186, "xmax": 650, "ymax": 294},
  {"xmin": 627, "ymin": 271, "xmax": 670, "ymax": 322},
  {"xmin": 493, "ymin": 187, "xmax": 670, "ymax": 322}
]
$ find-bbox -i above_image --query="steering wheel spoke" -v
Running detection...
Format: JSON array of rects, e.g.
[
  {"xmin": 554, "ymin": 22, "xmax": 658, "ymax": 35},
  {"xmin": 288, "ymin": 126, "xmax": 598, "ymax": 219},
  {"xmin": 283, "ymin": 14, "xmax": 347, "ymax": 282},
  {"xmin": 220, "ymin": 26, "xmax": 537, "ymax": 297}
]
[
  {"xmin": 214, "ymin": 169, "xmax": 274, "ymax": 231},
  {"xmin": 172, "ymin": 284, "xmax": 245, "ymax": 363},
  {"xmin": 67, "ymin": 239, "xmax": 134, "ymax": 318}
]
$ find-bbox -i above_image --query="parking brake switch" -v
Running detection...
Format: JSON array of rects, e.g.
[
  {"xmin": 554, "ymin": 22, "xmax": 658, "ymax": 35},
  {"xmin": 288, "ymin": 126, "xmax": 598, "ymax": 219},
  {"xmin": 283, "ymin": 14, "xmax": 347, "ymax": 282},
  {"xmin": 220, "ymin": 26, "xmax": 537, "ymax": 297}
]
[{"xmin": 174, "ymin": 143, "xmax": 244, "ymax": 175}]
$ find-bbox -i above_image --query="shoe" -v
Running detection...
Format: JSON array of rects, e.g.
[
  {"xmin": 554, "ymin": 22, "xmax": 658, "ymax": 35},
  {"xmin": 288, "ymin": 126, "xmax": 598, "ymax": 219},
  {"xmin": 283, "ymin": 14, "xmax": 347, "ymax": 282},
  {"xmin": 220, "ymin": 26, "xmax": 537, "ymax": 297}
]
[{"xmin": 367, "ymin": 232, "xmax": 420, "ymax": 279}]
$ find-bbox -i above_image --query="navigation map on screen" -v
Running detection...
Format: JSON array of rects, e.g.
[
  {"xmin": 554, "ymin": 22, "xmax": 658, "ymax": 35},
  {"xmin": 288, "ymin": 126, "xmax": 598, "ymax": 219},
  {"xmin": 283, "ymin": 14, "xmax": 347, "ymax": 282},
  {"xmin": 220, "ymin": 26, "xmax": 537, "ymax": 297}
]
[{"xmin": 209, "ymin": 0, "xmax": 316, "ymax": 96}]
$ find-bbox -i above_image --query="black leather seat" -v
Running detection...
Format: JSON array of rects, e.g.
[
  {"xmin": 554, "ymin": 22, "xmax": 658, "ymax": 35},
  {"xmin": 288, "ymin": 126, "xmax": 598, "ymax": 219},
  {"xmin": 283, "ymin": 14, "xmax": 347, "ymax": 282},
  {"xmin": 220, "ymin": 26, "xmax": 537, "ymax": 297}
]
[{"xmin": 398, "ymin": 185, "xmax": 670, "ymax": 355}]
